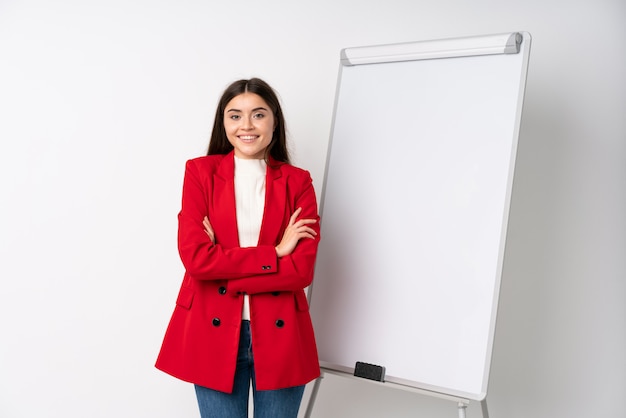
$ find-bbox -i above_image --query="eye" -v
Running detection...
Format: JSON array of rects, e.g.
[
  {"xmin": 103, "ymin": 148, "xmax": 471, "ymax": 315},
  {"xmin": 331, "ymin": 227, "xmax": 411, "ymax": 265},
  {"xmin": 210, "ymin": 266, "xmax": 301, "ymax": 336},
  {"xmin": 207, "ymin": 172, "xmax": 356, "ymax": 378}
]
[
  {"xmin": 228, "ymin": 114, "xmax": 241, "ymax": 120},
  {"xmin": 253, "ymin": 112, "xmax": 265, "ymax": 119}
]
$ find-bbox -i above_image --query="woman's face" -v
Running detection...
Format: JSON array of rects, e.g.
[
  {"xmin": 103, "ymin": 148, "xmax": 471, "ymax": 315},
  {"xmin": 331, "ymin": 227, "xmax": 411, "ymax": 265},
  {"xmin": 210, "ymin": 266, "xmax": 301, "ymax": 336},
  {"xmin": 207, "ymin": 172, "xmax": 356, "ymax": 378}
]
[{"xmin": 223, "ymin": 92, "xmax": 275, "ymax": 160}]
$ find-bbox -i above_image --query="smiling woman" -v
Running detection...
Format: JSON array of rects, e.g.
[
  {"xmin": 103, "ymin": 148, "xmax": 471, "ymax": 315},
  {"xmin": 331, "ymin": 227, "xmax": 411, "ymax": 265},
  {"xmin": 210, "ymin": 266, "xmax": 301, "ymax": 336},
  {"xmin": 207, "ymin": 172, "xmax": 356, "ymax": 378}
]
[{"xmin": 155, "ymin": 78, "xmax": 322, "ymax": 418}]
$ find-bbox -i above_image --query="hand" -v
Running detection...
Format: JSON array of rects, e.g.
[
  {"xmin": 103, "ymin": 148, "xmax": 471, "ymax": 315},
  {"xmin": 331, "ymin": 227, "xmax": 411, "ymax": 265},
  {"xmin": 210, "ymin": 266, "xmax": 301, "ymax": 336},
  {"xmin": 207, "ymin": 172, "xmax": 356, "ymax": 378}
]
[
  {"xmin": 275, "ymin": 207, "xmax": 317, "ymax": 258},
  {"xmin": 203, "ymin": 216, "xmax": 215, "ymax": 244}
]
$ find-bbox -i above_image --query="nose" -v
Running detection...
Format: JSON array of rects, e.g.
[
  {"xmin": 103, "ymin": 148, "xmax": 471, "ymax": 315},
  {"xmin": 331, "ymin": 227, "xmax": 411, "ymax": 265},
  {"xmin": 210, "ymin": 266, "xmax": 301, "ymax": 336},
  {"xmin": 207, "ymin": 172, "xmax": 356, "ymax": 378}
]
[{"xmin": 242, "ymin": 116, "xmax": 253, "ymax": 130}]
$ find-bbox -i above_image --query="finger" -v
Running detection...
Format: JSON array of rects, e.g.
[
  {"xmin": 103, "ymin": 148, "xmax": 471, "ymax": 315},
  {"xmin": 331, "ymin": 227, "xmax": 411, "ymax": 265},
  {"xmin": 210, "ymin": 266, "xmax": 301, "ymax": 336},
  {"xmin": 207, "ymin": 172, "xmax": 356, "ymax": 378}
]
[
  {"xmin": 289, "ymin": 207, "xmax": 303, "ymax": 225},
  {"xmin": 294, "ymin": 218, "xmax": 317, "ymax": 227},
  {"xmin": 299, "ymin": 226, "xmax": 318, "ymax": 236}
]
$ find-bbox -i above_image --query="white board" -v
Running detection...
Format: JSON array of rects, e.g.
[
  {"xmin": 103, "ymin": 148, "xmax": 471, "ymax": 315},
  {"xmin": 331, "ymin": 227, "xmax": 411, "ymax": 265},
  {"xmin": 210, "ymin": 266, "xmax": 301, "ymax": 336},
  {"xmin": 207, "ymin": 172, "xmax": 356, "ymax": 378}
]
[{"xmin": 309, "ymin": 32, "xmax": 531, "ymax": 401}]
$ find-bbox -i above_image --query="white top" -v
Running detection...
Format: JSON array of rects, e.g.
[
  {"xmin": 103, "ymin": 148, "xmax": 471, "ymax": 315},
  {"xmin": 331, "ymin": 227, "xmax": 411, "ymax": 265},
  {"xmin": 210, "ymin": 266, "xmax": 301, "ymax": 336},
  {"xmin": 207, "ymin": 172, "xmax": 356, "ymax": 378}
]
[{"xmin": 233, "ymin": 156, "xmax": 267, "ymax": 320}]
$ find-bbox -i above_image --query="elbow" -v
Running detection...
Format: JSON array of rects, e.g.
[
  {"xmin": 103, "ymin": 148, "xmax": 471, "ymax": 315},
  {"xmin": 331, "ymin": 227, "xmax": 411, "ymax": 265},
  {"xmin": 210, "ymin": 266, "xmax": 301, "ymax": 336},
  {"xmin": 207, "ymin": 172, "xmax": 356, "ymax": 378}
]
[
  {"xmin": 290, "ymin": 253, "xmax": 318, "ymax": 289},
  {"xmin": 178, "ymin": 243, "xmax": 215, "ymax": 279}
]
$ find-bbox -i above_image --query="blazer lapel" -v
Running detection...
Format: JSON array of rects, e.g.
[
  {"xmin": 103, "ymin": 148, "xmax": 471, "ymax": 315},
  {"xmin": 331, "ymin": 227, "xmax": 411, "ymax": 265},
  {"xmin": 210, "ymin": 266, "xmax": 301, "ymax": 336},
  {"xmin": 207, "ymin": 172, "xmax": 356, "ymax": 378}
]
[
  {"xmin": 258, "ymin": 161, "xmax": 286, "ymax": 246},
  {"xmin": 212, "ymin": 153, "xmax": 239, "ymax": 248}
]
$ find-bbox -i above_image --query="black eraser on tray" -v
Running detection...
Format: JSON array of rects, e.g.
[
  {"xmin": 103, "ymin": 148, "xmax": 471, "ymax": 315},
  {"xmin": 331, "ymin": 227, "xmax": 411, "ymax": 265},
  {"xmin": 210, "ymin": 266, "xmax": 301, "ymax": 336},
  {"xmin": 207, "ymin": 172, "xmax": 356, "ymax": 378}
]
[{"xmin": 354, "ymin": 361, "xmax": 386, "ymax": 382}]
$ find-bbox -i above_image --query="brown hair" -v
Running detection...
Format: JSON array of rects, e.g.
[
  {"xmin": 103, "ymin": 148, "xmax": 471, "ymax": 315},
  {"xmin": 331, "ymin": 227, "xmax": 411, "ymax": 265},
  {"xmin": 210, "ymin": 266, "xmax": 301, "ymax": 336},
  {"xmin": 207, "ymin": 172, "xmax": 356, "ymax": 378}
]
[{"xmin": 207, "ymin": 78, "xmax": 290, "ymax": 164}]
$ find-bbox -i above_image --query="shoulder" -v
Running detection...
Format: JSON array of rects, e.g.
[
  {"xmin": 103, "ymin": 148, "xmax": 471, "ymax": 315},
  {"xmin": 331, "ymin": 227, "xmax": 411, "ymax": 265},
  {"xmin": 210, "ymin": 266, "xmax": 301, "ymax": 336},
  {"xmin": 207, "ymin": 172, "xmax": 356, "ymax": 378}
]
[
  {"xmin": 186, "ymin": 155, "xmax": 225, "ymax": 168},
  {"xmin": 184, "ymin": 154, "xmax": 229, "ymax": 176},
  {"xmin": 273, "ymin": 163, "xmax": 316, "ymax": 200},
  {"xmin": 275, "ymin": 163, "xmax": 315, "ymax": 189},
  {"xmin": 274, "ymin": 161, "xmax": 311, "ymax": 180}
]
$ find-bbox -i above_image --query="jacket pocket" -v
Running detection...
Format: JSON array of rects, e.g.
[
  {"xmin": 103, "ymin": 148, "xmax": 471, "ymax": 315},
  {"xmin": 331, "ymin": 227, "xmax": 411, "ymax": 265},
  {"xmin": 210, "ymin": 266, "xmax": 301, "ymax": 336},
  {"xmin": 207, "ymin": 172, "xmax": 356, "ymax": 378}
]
[
  {"xmin": 294, "ymin": 290, "xmax": 309, "ymax": 312},
  {"xmin": 175, "ymin": 285, "xmax": 195, "ymax": 310}
]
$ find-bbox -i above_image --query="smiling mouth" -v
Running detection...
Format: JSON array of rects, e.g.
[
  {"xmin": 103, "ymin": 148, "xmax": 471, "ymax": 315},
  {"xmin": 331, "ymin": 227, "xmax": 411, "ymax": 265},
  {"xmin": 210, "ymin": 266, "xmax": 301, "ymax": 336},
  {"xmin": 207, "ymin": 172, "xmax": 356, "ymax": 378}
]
[{"xmin": 239, "ymin": 135, "xmax": 258, "ymax": 141}]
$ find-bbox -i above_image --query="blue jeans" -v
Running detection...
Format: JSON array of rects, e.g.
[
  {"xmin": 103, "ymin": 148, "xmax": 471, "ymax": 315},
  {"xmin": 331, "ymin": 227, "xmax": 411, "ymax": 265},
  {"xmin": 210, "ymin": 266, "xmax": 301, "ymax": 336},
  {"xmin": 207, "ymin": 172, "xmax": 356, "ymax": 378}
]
[{"xmin": 195, "ymin": 321, "xmax": 305, "ymax": 418}]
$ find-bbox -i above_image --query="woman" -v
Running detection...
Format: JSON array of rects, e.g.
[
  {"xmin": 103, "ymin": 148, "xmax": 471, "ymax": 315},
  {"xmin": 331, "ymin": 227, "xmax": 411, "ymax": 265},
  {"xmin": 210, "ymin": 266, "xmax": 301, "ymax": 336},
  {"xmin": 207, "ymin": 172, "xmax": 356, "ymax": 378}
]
[{"xmin": 156, "ymin": 78, "xmax": 321, "ymax": 417}]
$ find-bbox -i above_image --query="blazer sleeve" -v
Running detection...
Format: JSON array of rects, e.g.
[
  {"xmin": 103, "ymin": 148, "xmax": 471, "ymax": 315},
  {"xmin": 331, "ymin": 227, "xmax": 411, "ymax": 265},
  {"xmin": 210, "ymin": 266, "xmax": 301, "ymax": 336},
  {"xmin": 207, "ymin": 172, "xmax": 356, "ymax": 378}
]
[
  {"xmin": 177, "ymin": 158, "xmax": 278, "ymax": 280},
  {"xmin": 226, "ymin": 170, "xmax": 321, "ymax": 295}
]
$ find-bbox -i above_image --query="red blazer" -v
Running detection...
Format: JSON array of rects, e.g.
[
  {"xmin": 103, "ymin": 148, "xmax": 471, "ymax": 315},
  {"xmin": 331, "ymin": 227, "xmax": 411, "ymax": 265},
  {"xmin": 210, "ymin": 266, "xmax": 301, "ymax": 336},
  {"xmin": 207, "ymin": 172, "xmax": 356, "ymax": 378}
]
[{"xmin": 155, "ymin": 152, "xmax": 321, "ymax": 393}]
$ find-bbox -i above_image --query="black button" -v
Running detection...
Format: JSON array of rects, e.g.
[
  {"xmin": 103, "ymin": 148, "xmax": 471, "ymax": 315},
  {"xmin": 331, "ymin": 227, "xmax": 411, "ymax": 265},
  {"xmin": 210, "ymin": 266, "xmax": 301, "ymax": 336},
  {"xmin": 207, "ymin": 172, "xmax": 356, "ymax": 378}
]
[
  {"xmin": 271, "ymin": 291, "xmax": 280, "ymax": 296},
  {"xmin": 218, "ymin": 286, "xmax": 227, "ymax": 295},
  {"xmin": 275, "ymin": 319, "xmax": 284, "ymax": 328},
  {"xmin": 212, "ymin": 318, "xmax": 221, "ymax": 327}
]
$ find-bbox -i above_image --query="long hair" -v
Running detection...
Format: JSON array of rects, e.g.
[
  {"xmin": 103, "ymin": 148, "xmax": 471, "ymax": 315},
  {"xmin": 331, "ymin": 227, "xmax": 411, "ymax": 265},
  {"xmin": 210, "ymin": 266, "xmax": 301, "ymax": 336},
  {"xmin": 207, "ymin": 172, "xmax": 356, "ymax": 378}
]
[{"xmin": 207, "ymin": 78, "xmax": 290, "ymax": 165}]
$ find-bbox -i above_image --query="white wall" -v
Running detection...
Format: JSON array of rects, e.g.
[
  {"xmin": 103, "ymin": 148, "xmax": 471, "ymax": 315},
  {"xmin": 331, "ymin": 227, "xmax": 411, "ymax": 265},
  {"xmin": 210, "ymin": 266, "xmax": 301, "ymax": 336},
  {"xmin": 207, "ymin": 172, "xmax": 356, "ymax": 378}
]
[{"xmin": 0, "ymin": 1, "xmax": 623, "ymax": 417}]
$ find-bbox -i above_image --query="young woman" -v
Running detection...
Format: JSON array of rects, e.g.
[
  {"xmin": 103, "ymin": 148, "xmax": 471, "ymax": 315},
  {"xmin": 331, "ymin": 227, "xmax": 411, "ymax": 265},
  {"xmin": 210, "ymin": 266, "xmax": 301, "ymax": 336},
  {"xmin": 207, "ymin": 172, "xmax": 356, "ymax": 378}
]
[{"xmin": 156, "ymin": 78, "xmax": 321, "ymax": 418}]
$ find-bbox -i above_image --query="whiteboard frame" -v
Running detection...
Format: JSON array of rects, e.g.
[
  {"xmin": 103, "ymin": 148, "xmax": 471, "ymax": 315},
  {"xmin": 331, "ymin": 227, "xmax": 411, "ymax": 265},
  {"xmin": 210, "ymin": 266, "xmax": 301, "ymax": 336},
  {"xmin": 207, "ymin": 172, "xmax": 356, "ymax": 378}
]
[{"xmin": 309, "ymin": 32, "xmax": 532, "ymax": 403}]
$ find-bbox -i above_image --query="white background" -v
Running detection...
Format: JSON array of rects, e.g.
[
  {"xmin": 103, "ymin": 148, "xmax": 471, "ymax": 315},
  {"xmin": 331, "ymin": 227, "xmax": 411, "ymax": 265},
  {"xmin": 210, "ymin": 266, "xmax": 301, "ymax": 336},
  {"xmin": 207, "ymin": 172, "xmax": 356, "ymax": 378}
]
[{"xmin": 0, "ymin": 1, "xmax": 624, "ymax": 417}]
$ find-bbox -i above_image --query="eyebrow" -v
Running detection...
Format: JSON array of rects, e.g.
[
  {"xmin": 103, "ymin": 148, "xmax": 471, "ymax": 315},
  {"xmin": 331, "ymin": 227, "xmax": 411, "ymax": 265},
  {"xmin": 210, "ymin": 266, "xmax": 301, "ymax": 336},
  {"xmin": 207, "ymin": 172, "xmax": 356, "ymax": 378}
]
[{"xmin": 226, "ymin": 107, "xmax": 269, "ymax": 113}]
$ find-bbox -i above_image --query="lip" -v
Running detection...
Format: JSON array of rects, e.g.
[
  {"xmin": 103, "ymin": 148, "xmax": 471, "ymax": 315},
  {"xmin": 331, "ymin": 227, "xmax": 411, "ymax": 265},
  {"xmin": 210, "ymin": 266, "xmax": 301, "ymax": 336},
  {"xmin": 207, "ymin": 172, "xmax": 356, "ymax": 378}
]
[{"xmin": 238, "ymin": 135, "xmax": 258, "ymax": 141}]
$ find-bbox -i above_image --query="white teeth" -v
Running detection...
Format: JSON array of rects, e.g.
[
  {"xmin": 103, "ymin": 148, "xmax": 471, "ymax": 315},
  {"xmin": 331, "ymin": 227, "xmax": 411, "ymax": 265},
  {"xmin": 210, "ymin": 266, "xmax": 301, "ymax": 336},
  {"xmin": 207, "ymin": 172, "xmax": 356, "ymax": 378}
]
[{"xmin": 240, "ymin": 136, "xmax": 256, "ymax": 140}]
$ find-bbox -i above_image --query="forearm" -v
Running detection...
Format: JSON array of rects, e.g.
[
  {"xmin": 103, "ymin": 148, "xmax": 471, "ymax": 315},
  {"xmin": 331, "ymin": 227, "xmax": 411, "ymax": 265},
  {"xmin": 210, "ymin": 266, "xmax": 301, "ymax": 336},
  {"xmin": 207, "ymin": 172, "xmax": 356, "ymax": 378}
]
[
  {"xmin": 226, "ymin": 239, "xmax": 319, "ymax": 294},
  {"xmin": 179, "ymin": 236, "xmax": 278, "ymax": 281}
]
